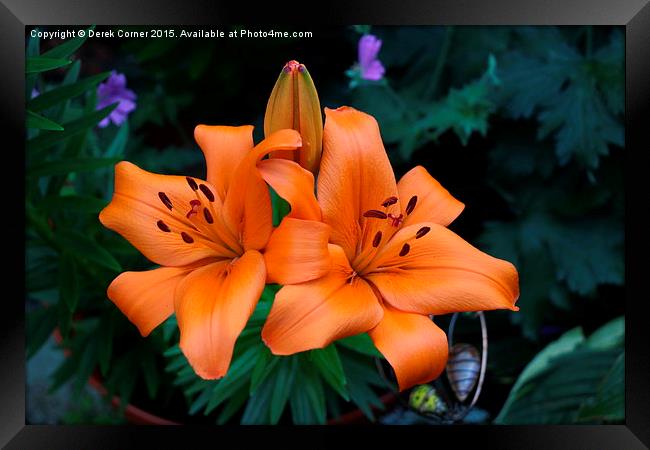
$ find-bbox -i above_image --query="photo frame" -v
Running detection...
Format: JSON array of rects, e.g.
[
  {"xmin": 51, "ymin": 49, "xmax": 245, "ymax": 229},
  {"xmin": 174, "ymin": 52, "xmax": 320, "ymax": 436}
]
[{"xmin": 3, "ymin": 0, "xmax": 649, "ymax": 447}]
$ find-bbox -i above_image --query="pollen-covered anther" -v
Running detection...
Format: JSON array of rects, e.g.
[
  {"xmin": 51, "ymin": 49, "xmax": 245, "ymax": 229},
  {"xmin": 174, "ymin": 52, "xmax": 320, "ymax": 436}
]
[
  {"xmin": 388, "ymin": 213, "xmax": 404, "ymax": 227},
  {"xmin": 405, "ymin": 195, "xmax": 418, "ymax": 215},
  {"xmin": 372, "ymin": 231, "xmax": 382, "ymax": 247},
  {"xmin": 415, "ymin": 226, "xmax": 431, "ymax": 239},
  {"xmin": 199, "ymin": 184, "xmax": 215, "ymax": 202},
  {"xmin": 399, "ymin": 243, "xmax": 411, "ymax": 257},
  {"xmin": 181, "ymin": 232, "xmax": 194, "ymax": 243},
  {"xmin": 186, "ymin": 199, "xmax": 202, "ymax": 219},
  {"xmin": 203, "ymin": 208, "xmax": 214, "ymax": 224},
  {"xmin": 363, "ymin": 209, "xmax": 388, "ymax": 219},
  {"xmin": 381, "ymin": 196, "xmax": 398, "ymax": 207},
  {"xmin": 186, "ymin": 177, "xmax": 198, "ymax": 191},
  {"xmin": 158, "ymin": 192, "xmax": 173, "ymax": 210},
  {"xmin": 156, "ymin": 220, "xmax": 171, "ymax": 232}
]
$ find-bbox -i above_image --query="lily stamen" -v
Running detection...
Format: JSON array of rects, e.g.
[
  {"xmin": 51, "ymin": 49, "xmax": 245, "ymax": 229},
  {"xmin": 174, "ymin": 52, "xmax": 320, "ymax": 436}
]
[{"xmin": 405, "ymin": 195, "xmax": 417, "ymax": 215}]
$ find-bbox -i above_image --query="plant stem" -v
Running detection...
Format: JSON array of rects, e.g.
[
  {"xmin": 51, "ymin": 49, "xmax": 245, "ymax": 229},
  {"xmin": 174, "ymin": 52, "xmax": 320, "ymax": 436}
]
[{"xmin": 425, "ymin": 26, "xmax": 454, "ymax": 99}]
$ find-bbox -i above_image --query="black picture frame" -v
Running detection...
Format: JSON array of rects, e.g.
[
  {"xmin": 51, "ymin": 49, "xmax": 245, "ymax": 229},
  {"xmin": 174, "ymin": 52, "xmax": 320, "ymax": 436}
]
[{"xmin": 3, "ymin": 0, "xmax": 649, "ymax": 448}]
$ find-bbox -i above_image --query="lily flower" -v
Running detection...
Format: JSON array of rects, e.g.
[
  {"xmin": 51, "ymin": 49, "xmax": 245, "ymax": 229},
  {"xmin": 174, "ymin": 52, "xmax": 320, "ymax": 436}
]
[
  {"xmin": 260, "ymin": 106, "xmax": 520, "ymax": 391},
  {"xmin": 99, "ymin": 125, "xmax": 329, "ymax": 379}
]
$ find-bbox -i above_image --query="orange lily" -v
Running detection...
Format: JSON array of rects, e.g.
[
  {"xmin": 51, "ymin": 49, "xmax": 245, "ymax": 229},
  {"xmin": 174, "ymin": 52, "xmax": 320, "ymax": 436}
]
[
  {"xmin": 99, "ymin": 125, "xmax": 330, "ymax": 379},
  {"xmin": 260, "ymin": 106, "xmax": 520, "ymax": 391}
]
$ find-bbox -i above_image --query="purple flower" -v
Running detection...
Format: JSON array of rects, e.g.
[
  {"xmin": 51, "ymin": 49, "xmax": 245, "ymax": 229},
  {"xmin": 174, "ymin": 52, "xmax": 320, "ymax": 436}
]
[
  {"xmin": 358, "ymin": 34, "xmax": 385, "ymax": 81},
  {"xmin": 96, "ymin": 71, "xmax": 137, "ymax": 128},
  {"xmin": 31, "ymin": 88, "xmax": 39, "ymax": 99}
]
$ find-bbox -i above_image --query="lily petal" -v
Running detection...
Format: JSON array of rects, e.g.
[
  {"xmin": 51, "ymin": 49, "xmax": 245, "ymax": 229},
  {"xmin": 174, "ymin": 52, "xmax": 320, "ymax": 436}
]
[
  {"xmin": 194, "ymin": 125, "xmax": 254, "ymax": 201},
  {"xmin": 223, "ymin": 129, "xmax": 302, "ymax": 251},
  {"xmin": 99, "ymin": 161, "xmax": 227, "ymax": 267},
  {"xmin": 107, "ymin": 266, "xmax": 194, "ymax": 336},
  {"xmin": 398, "ymin": 166, "xmax": 465, "ymax": 228},
  {"xmin": 262, "ymin": 244, "xmax": 383, "ymax": 355},
  {"xmin": 264, "ymin": 217, "xmax": 331, "ymax": 285},
  {"xmin": 366, "ymin": 222, "xmax": 520, "ymax": 315},
  {"xmin": 369, "ymin": 306, "xmax": 448, "ymax": 391},
  {"xmin": 257, "ymin": 158, "xmax": 321, "ymax": 221},
  {"xmin": 175, "ymin": 251, "xmax": 266, "ymax": 379},
  {"xmin": 319, "ymin": 107, "xmax": 399, "ymax": 262}
]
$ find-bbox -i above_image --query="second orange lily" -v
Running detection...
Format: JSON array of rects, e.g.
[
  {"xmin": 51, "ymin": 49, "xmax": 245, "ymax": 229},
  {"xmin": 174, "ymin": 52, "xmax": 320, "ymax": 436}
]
[{"xmin": 260, "ymin": 106, "xmax": 520, "ymax": 391}]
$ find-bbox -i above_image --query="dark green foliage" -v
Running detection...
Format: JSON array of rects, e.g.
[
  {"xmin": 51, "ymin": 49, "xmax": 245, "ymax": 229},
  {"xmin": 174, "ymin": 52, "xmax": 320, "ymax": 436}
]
[{"xmin": 496, "ymin": 317, "xmax": 624, "ymax": 424}]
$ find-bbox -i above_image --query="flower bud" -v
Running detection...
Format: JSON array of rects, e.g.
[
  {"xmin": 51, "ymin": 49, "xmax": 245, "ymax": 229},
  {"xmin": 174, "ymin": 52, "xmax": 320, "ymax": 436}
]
[{"xmin": 264, "ymin": 60, "xmax": 323, "ymax": 175}]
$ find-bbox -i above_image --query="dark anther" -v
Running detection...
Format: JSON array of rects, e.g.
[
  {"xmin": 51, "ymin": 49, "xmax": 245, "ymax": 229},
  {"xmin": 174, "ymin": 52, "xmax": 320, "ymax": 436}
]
[
  {"xmin": 199, "ymin": 184, "xmax": 215, "ymax": 202},
  {"xmin": 203, "ymin": 208, "xmax": 214, "ymax": 224},
  {"xmin": 372, "ymin": 231, "xmax": 382, "ymax": 247},
  {"xmin": 181, "ymin": 232, "xmax": 194, "ymax": 243},
  {"xmin": 157, "ymin": 220, "xmax": 171, "ymax": 232},
  {"xmin": 158, "ymin": 192, "xmax": 173, "ymax": 210},
  {"xmin": 381, "ymin": 196, "xmax": 398, "ymax": 207},
  {"xmin": 416, "ymin": 226, "xmax": 431, "ymax": 239},
  {"xmin": 363, "ymin": 209, "xmax": 388, "ymax": 219},
  {"xmin": 399, "ymin": 243, "xmax": 411, "ymax": 257},
  {"xmin": 186, "ymin": 177, "xmax": 198, "ymax": 191},
  {"xmin": 405, "ymin": 196, "xmax": 418, "ymax": 215}
]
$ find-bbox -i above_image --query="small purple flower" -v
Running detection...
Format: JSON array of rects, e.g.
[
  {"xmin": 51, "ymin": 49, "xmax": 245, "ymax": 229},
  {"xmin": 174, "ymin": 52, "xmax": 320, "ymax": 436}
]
[
  {"xmin": 31, "ymin": 88, "xmax": 39, "ymax": 99},
  {"xmin": 358, "ymin": 34, "xmax": 385, "ymax": 81},
  {"xmin": 96, "ymin": 71, "xmax": 137, "ymax": 128}
]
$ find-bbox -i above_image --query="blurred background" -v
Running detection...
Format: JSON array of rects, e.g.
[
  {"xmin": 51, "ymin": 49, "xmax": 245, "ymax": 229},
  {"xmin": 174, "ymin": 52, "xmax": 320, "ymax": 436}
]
[{"xmin": 26, "ymin": 25, "xmax": 624, "ymax": 425}]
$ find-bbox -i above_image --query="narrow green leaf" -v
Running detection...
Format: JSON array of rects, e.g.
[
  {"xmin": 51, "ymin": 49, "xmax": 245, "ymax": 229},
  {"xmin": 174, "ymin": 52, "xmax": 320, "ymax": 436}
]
[
  {"xmin": 249, "ymin": 347, "xmax": 279, "ymax": 394},
  {"xmin": 204, "ymin": 345, "xmax": 259, "ymax": 414},
  {"xmin": 26, "ymin": 110, "xmax": 64, "ymax": 131},
  {"xmin": 336, "ymin": 333, "xmax": 383, "ymax": 357},
  {"xmin": 28, "ymin": 157, "xmax": 119, "ymax": 178},
  {"xmin": 97, "ymin": 315, "xmax": 114, "ymax": 377},
  {"xmin": 27, "ymin": 103, "xmax": 118, "ymax": 156},
  {"xmin": 311, "ymin": 345, "xmax": 349, "ymax": 401},
  {"xmin": 105, "ymin": 120, "xmax": 129, "ymax": 157},
  {"xmin": 270, "ymin": 357, "xmax": 298, "ymax": 424},
  {"xmin": 26, "ymin": 57, "xmax": 71, "ymax": 73},
  {"xmin": 26, "ymin": 306, "xmax": 59, "ymax": 359},
  {"xmin": 57, "ymin": 299, "xmax": 72, "ymax": 339},
  {"xmin": 54, "ymin": 228, "xmax": 122, "ymax": 272},
  {"xmin": 28, "ymin": 71, "xmax": 110, "ymax": 112},
  {"xmin": 217, "ymin": 386, "xmax": 250, "ymax": 424},
  {"xmin": 241, "ymin": 376, "xmax": 274, "ymax": 424},
  {"xmin": 42, "ymin": 25, "xmax": 95, "ymax": 59},
  {"xmin": 59, "ymin": 252, "xmax": 80, "ymax": 312}
]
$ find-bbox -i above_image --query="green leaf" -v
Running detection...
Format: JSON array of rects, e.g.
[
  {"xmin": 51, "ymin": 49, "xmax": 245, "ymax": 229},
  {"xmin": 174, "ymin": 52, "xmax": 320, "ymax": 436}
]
[
  {"xmin": 585, "ymin": 316, "xmax": 624, "ymax": 350},
  {"xmin": 311, "ymin": 345, "xmax": 349, "ymax": 401},
  {"xmin": 27, "ymin": 71, "xmax": 111, "ymax": 112},
  {"xmin": 26, "ymin": 110, "xmax": 64, "ymax": 131},
  {"xmin": 240, "ymin": 376, "xmax": 274, "ymax": 424},
  {"xmin": 39, "ymin": 195, "xmax": 107, "ymax": 214},
  {"xmin": 97, "ymin": 315, "xmax": 114, "ymax": 377},
  {"xmin": 58, "ymin": 252, "xmax": 80, "ymax": 312},
  {"xmin": 217, "ymin": 386, "xmax": 250, "ymax": 424},
  {"xmin": 249, "ymin": 346, "xmax": 279, "ymax": 394},
  {"xmin": 28, "ymin": 157, "xmax": 119, "ymax": 178},
  {"xmin": 204, "ymin": 344, "xmax": 259, "ymax": 414},
  {"xmin": 336, "ymin": 333, "xmax": 382, "ymax": 358},
  {"xmin": 54, "ymin": 227, "xmax": 122, "ymax": 272},
  {"xmin": 26, "ymin": 57, "xmax": 71, "ymax": 74},
  {"xmin": 105, "ymin": 120, "xmax": 129, "ymax": 157},
  {"xmin": 269, "ymin": 357, "xmax": 298, "ymax": 424},
  {"xmin": 26, "ymin": 306, "xmax": 59, "ymax": 359},
  {"xmin": 41, "ymin": 25, "xmax": 94, "ymax": 59},
  {"xmin": 496, "ymin": 320, "xmax": 625, "ymax": 424},
  {"xmin": 289, "ymin": 356, "xmax": 326, "ymax": 424},
  {"xmin": 576, "ymin": 352, "xmax": 624, "ymax": 422},
  {"xmin": 27, "ymin": 103, "xmax": 118, "ymax": 156}
]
